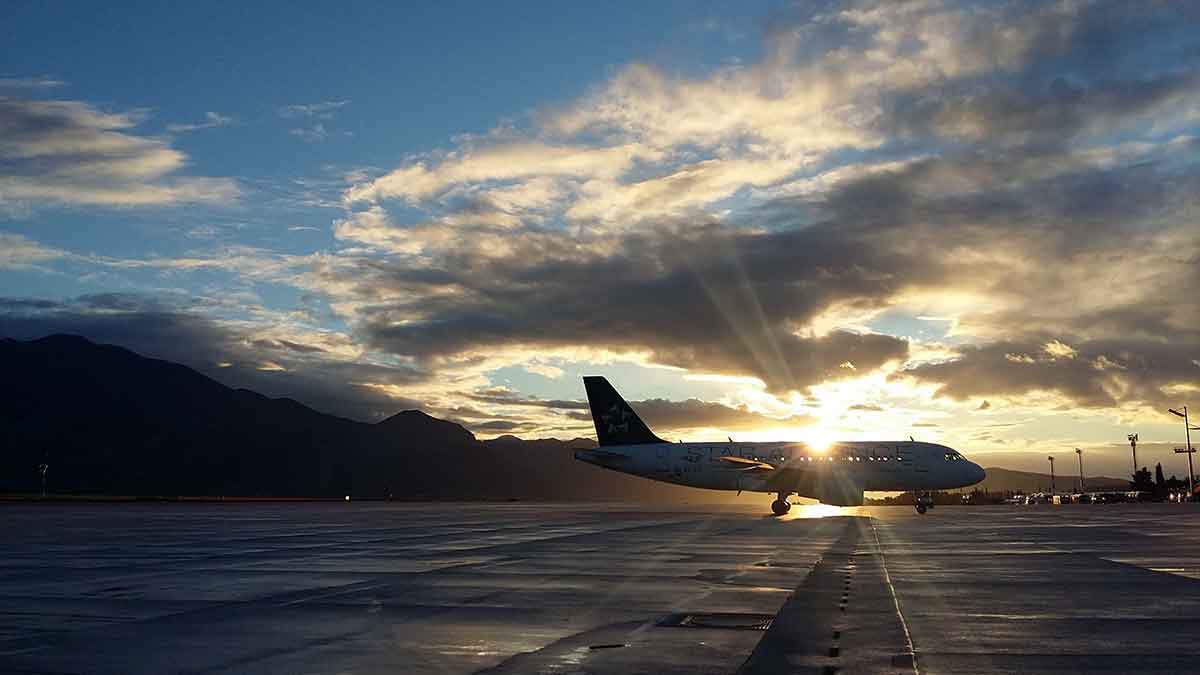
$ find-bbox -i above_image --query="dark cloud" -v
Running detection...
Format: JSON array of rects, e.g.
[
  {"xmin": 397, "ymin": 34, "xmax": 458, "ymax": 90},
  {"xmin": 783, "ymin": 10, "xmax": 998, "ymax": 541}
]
[
  {"xmin": 464, "ymin": 388, "xmax": 813, "ymax": 433},
  {"xmin": 473, "ymin": 420, "xmax": 524, "ymax": 431},
  {"xmin": 0, "ymin": 97, "xmax": 237, "ymax": 205},
  {"xmin": 467, "ymin": 388, "xmax": 588, "ymax": 411},
  {"xmin": 251, "ymin": 338, "xmax": 328, "ymax": 354},
  {"xmin": 872, "ymin": 0, "xmax": 1200, "ymax": 145},
  {"xmin": 0, "ymin": 298, "xmax": 58, "ymax": 311},
  {"xmin": 899, "ymin": 336, "xmax": 1200, "ymax": 409},
  {"xmin": 345, "ymin": 222, "xmax": 912, "ymax": 393},
  {"xmin": 849, "ymin": 404, "xmax": 884, "ymax": 412},
  {"xmin": 631, "ymin": 398, "xmax": 815, "ymax": 433},
  {"xmin": 888, "ymin": 69, "xmax": 1200, "ymax": 148},
  {"xmin": 0, "ymin": 294, "xmax": 428, "ymax": 421}
]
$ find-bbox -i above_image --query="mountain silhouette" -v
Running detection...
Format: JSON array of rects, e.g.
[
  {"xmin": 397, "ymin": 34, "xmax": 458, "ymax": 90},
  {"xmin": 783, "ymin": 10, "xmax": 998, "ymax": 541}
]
[
  {"xmin": 974, "ymin": 467, "xmax": 1130, "ymax": 494},
  {"xmin": 0, "ymin": 334, "xmax": 742, "ymax": 502}
]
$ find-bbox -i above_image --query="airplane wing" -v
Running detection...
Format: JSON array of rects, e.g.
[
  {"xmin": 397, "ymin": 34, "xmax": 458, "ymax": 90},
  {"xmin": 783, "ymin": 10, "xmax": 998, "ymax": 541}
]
[
  {"xmin": 761, "ymin": 466, "xmax": 812, "ymax": 491},
  {"xmin": 716, "ymin": 456, "xmax": 777, "ymax": 472}
]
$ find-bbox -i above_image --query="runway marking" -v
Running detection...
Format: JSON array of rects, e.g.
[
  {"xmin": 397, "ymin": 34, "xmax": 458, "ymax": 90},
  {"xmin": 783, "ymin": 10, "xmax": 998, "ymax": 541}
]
[
  {"xmin": 871, "ymin": 518, "xmax": 919, "ymax": 675},
  {"xmin": 736, "ymin": 517, "xmax": 861, "ymax": 674}
]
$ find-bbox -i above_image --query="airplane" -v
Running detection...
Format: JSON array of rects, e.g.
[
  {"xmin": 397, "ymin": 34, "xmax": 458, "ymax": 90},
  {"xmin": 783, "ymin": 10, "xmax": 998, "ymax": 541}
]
[{"xmin": 573, "ymin": 376, "xmax": 986, "ymax": 515}]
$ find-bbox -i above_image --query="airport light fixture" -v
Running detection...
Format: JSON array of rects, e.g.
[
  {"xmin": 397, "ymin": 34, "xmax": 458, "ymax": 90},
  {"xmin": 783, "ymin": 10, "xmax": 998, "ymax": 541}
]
[
  {"xmin": 1167, "ymin": 407, "xmax": 1196, "ymax": 499},
  {"xmin": 1075, "ymin": 448, "xmax": 1084, "ymax": 493},
  {"xmin": 1047, "ymin": 456, "xmax": 1055, "ymax": 494}
]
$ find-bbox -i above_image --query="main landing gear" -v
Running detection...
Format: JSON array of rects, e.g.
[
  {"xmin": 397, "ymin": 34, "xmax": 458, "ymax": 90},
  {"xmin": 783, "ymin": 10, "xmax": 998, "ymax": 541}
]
[
  {"xmin": 771, "ymin": 492, "xmax": 791, "ymax": 516},
  {"xmin": 914, "ymin": 491, "xmax": 935, "ymax": 514}
]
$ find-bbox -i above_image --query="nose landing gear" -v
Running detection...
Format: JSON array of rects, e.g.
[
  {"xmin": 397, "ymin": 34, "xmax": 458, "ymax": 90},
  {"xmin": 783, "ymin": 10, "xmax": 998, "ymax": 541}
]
[
  {"xmin": 771, "ymin": 492, "xmax": 791, "ymax": 516},
  {"xmin": 914, "ymin": 491, "xmax": 935, "ymax": 514}
]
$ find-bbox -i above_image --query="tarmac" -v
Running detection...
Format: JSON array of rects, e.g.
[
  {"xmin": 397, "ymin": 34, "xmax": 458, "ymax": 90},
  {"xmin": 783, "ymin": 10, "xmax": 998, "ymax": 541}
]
[{"xmin": 1, "ymin": 502, "xmax": 1198, "ymax": 674}]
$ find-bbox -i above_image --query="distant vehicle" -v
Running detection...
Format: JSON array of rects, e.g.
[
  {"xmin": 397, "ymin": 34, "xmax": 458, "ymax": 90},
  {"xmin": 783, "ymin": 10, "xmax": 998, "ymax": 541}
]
[{"xmin": 574, "ymin": 376, "xmax": 986, "ymax": 515}]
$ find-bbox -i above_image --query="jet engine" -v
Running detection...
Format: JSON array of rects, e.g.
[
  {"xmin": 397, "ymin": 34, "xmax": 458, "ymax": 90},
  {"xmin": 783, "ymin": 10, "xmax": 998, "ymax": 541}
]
[{"xmin": 815, "ymin": 480, "xmax": 864, "ymax": 507}]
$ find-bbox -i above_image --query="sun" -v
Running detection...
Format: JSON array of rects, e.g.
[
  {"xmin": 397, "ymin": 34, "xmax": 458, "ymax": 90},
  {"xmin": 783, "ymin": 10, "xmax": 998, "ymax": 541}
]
[{"xmin": 803, "ymin": 428, "xmax": 837, "ymax": 453}]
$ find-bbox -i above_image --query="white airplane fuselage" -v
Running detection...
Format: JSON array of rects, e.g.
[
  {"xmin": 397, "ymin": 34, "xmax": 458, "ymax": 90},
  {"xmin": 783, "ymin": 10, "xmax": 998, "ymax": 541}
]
[{"xmin": 575, "ymin": 440, "xmax": 986, "ymax": 504}]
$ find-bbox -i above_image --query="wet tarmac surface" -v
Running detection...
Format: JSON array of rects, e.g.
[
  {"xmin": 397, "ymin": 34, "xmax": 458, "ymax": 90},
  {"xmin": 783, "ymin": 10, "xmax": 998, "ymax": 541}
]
[{"xmin": 1, "ymin": 502, "xmax": 1198, "ymax": 674}]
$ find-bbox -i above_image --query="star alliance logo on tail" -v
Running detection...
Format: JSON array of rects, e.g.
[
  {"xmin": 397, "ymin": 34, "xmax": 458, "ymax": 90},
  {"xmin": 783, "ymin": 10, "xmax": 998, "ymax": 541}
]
[{"xmin": 601, "ymin": 403, "xmax": 632, "ymax": 434}]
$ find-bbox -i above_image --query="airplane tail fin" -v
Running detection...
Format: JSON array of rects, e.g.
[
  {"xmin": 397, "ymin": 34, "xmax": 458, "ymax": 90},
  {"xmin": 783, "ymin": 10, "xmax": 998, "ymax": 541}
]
[{"xmin": 583, "ymin": 376, "xmax": 666, "ymax": 447}]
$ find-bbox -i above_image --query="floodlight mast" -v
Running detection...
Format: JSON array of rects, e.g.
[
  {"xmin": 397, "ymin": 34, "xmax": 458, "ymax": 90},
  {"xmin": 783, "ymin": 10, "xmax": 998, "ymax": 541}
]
[
  {"xmin": 1127, "ymin": 433, "xmax": 1138, "ymax": 480},
  {"xmin": 1075, "ymin": 448, "xmax": 1084, "ymax": 493},
  {"xmin": 1168, "ymin": 406, "xmax": 1195, "ymax": 499},
  {"xmin": 1047, "ymin": 456, "xmax": 1055, "ymax": 494}
]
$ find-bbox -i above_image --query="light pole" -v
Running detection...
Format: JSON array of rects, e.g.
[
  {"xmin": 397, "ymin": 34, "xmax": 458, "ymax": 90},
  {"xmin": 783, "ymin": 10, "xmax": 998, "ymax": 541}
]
[
  {"xmin": 1168, "ymin": 406, "xmax": 1197, "ymax": 500},
  {"xmin": 1047, "ymin": 456, "xmax": 1055, "ymax": 494},
  {"xmin": 1127, "ymin": 433, "xmax": 1138, "ymax": 480},
  {"xmin": 1075, "ymin": 448, "xmax": 1084, "ymax": 493},
  {"xmin": 37, "ymin": 463, "xmax": 48, "ymax": 498}
]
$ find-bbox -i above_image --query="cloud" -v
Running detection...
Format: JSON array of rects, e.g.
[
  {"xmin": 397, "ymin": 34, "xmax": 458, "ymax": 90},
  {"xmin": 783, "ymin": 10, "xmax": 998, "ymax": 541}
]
[
  {"xmin": 0, "ymin": 98, "xmax": 238, "ymax": 206},
  {"xmin": 278, "ymin": 100, "xmax": 350, "ymax": 119},
  {"xmin": 0, "ymin": 76, "xmax": 66, "ymax": 89},
  {"xmin": 464, "ymin": 387, "xmax": 813, "ymax": 434},
  {"xmin": 290, "ymin": 124, "xmax": 332, "ymax": 142},
  {"xmin": 84, "ymin": 243, "xmax": 311, "ymax": 283},
  {"xmin": 333, "ymin": 220, "xmax": 911, "ymax": 393},
  {"xmin": 278, "ymin": 101, "xmax": 350, "ymax": 142},
  {"xmin": 899, "ymin": 336, "xmax": 1200, "ymax": 410},
  {"xmin": 344, "ymin": 142, "xmax": 660, "ymax": 205},
  {"xmin": 849, "ymin": 404, "xmax": 884, "ymax": 412},
  {"xmin": 889, "ymin": 69, "xmax": 1200, "ymax": 149},
  {"xmin": 166, "ymin": 111, "xmax": 233, "ymax": 133},
  {"xmin": 1043, "ymin": 340, "xmax": 1077, "ymax": 360},
  {"xmin": 631, "ymin": 398, "xmax": 815, "ymax": 433},
  {"xmin": 0, "ymin": 232, "xmax": 65, "ymax": 269},
  {"xmin": 466, "ymin": 388, "xmax": 589, "ymax": 411},
  {"xmin": 473, "ymin": 420, "xmax": 524, "ymax": 431}
]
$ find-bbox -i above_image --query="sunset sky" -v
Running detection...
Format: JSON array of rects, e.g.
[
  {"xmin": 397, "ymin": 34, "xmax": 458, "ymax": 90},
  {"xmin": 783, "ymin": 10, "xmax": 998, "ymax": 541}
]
[{"xmin": 2, "ymin": 1, "xmax": 1198, "ymax": 477}]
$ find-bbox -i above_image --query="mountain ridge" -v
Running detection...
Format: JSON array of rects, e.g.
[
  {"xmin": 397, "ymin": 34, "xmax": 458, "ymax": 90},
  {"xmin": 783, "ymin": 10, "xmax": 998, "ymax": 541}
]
[
  {"xmin": 975, "ymin": 467, "xmax": 1130, "ymax": 493},
  {"xmin": 0, "ymin": 334, "xmax": 736, "ymax": 502}
]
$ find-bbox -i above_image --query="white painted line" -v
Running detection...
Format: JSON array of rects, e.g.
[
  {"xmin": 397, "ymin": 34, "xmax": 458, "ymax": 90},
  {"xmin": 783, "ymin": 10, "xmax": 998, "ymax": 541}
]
[{"xmin": 871, "ymin": 519, "xmax": 919, "ymax": 675}]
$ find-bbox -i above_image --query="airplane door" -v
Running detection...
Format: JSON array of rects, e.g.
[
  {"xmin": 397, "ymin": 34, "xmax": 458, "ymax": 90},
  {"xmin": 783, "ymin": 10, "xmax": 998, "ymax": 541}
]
[{"xmin": 909, "ymin": 444, "xmax": 929, "ymax": 473}]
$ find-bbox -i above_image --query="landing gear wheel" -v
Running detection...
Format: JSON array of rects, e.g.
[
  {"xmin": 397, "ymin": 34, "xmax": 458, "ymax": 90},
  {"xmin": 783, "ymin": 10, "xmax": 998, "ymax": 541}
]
[
  {"xmin": 914, "ymin": 491, "xmax": 934, "ymax": 514},
  {"xmin": 771, "ymin": 499, "xmax": 791, "ymax": 516}
]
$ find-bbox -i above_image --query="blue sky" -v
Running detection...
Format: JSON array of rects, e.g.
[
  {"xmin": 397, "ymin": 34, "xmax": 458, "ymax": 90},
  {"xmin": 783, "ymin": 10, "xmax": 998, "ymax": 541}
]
[{"xmin": 3, "ymin": 1, "xmax": 1199, "ymax": 478}]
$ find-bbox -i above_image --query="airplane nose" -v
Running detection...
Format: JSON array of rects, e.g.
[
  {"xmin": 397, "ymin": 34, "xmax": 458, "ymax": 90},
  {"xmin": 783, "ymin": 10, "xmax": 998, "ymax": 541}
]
[{"xmin": 970, "ymin": 463, "xmax": 986, "ymax": 484}]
